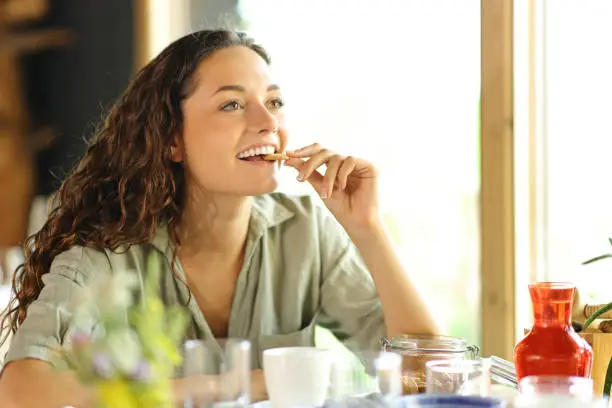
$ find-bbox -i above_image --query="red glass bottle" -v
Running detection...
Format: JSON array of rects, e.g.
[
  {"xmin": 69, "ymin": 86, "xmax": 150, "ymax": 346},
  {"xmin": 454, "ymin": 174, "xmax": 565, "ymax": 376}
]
[{"xmin": 514, "ymin": 282, "xmax": 593, "ymax": 381}]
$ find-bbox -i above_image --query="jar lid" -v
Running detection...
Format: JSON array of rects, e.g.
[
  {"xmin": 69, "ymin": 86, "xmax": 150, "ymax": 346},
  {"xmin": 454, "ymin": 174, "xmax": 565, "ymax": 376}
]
[{"xmin": 382, "ymin": 334, "xmax": 478, "ymax": 355}]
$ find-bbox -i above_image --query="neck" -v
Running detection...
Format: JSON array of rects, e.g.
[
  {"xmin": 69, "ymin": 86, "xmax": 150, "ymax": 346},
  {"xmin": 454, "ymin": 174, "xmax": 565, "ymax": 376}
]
[
  {"xmin": 530, "ymin": 284, "xmax": 574, "ymax": 328},
  {"xmin": 177, "ymin": 187, "xmax": 252, "ymax": 260},
  {"xmin": 532, "ymin": 303, "xmax": 572, "ymax": 328}
]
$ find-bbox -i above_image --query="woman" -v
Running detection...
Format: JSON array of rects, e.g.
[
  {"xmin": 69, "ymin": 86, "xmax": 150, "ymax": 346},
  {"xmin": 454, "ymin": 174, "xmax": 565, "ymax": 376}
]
[{"xmin": 0, "ymin": 30, "xmax": 439, "ymax": 406}]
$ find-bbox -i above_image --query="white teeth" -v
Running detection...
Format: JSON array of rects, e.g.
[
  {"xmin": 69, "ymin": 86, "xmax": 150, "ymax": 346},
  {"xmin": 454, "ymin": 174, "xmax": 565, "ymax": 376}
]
[{"xmin": 237, "ymin": 145, "xmax": 276, "ymax": 158}]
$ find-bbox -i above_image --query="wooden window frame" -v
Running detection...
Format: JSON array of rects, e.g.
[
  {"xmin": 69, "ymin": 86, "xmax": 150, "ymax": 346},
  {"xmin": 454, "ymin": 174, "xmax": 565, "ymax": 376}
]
[{"xmin": 481, "ymin": 0, "xmax": 516, "ymax": 360}]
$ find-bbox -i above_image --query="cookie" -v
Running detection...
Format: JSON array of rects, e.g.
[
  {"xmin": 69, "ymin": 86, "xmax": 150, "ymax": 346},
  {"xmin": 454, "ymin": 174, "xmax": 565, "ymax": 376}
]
[{"xmin": 262, "ymin": 153, "xmax": 289, "ymax": 161}]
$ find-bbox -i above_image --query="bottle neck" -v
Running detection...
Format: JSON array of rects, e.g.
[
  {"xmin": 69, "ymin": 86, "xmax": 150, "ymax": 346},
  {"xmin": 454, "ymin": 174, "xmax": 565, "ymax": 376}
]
[
  {"xmin": 532, "ymin": 301, "xmax": 572, "ymax": 327},
  {"xmin": 530, "ymin": 283, "xmax": 575, "ymax": 328}
]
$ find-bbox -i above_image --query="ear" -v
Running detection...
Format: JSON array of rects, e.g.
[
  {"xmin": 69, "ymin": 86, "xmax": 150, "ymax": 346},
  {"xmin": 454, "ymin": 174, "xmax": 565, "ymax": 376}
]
[{"xmin": 170, "ymin": 135, "xmax": 184, "ymax": 163}]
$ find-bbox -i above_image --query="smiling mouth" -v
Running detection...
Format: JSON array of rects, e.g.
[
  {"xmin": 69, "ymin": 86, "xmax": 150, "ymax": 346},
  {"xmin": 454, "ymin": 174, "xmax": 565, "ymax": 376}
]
[
  {"xmin": 237, "ymin": 145, "xmax": 277, "ymax": 162},
  {"xmin": 240, "ymin": 156, "xmax": 267, "ymax": 162}
]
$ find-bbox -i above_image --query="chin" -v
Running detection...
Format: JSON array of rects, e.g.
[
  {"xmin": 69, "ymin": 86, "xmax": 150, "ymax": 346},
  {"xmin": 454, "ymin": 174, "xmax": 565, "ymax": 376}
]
[{"xmin": 239, "ymin": 179, "xmax": 280, "ymax": 196}]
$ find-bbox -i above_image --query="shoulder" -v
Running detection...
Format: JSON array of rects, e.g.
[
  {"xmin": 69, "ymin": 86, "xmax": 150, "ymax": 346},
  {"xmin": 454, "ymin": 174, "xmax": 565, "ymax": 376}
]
[
  {"xmin": 47, "ymin": 246, "xmax": 108, "ymax": 287},
  {"xmin": 47, "ymin": 242, "xmax": 158, "ymax": 288}
]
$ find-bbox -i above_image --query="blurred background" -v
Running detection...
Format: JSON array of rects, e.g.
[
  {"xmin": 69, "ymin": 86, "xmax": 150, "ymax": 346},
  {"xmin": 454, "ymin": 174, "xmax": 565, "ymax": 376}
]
[{"xmin": 1, "ymin": 0, "xmax": 611, "ymax": 361}]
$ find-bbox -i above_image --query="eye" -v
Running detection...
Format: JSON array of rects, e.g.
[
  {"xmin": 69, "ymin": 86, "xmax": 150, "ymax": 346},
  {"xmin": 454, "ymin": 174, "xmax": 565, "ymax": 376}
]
[
  {"xmin": 267, "ymin": 98, "xmax": 285, "ymax": 110},
  {"xmin": 220, "ymin": 100, "xmax": 244, "ymax": 111}
]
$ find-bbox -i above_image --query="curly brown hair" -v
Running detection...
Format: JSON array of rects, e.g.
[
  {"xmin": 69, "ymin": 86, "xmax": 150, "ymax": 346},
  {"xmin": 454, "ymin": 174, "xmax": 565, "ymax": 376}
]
[{"xmin": 0, "ymin": 29, "xmax": 271, "ymax": 345}]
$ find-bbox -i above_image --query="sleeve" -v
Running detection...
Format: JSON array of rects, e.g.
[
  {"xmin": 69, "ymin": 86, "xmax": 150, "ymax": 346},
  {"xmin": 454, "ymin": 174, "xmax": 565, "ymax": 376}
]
[
  {"xmin": 315, "ymin": 208, "xmax": 387, "ymax": 352},
  {"xmin": 3, "ymin": 263, "xmax": 90, "ymax": 367}
]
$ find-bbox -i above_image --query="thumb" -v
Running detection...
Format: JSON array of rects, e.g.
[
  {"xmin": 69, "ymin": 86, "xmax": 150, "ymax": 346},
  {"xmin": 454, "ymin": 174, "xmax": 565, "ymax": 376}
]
[
  {"xmin": 283, "ymin": 157, "xmax": 304, "ymax": 170},
  {"xmin": 283, "ymin": 159, "xmax": 325, "ymax": 192}
]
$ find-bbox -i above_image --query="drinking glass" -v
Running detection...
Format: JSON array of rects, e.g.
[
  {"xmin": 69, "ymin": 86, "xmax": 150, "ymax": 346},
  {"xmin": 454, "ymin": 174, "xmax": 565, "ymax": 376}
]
[
  {"xmin": 513, "ymin": 375, "xmax": 607, "ymax": 408},
  {"xmin": 183, "ymin": 339, "xmax": 251, "ymax": 407},
  {"xmin": 426, "ymin": 358, "xmax": 491, "ymax": 396},
  {"xmin": 519, "ymin": 375, "xmax": 593, "ymax": 398},
  {"xmin": 329, "ymin": 350, "xmax": 403, "ymax": 406}
]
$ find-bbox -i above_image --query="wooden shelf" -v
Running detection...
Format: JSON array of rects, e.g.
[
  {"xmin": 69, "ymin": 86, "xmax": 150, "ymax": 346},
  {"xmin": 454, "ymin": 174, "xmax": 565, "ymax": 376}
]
[
  {"xmin": 0, "ymin": 0, "xmax": 49, "ymax": 25},
  {"xmin": 29, "ymin": 125, "xmax": 56, "ymax": 151},
  {"xmin": 0, "ymin": 121, "xmax": 57, "ymax": 153},
  {"xmin": 0, "ymin": 28, "xmax": 73, "ymax": 55}
]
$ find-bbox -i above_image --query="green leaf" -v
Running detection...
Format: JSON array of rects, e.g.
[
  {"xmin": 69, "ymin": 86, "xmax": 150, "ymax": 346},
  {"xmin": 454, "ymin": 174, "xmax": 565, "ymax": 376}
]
[
  {"xmin": 582, "ymin": 254, "xmax": 612, "ymax": 265},
  {"xmin": 604, "ymin": 357, "xmax": 612, "ymax": 397},
  {"xmin": 584, "ymin": 302, "xmax": 612, "ymax": 328},
  {"xmin": 608, "ymin": 237, "xmax": 612, "ymax": 247}
]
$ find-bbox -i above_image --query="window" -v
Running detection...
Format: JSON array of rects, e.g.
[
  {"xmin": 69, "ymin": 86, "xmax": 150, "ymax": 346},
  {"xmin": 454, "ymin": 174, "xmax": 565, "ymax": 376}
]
[
  {"xmin": 516, "ymin": 2, "xmax": 612, "ymax": 320},
  {"xmin": 239, "ymin": 0, "xmax": 482, "ymax": 345}
]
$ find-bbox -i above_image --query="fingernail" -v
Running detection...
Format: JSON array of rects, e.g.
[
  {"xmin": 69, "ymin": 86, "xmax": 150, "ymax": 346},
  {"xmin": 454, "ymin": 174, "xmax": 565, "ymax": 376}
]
[
  {"xmin": 297, "ymin": 174, "xmax": 304, "ymax": 181},
  {"xmin": 321, "ymin": 191, "xmax": 327, "ymax": 199}
]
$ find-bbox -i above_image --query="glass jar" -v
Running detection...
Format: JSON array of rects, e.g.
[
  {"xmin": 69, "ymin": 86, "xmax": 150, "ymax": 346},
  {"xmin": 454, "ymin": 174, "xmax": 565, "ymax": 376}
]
[{"xmin": 382, "ymin": 334, "xmax": 479, "ymax": 394}]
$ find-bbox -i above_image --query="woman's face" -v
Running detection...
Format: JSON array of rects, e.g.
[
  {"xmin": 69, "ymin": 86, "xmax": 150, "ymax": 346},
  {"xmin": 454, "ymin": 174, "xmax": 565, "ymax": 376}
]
[{"xmin": 172, "ymin": 45, "xmax": 287, "ymax": 196}]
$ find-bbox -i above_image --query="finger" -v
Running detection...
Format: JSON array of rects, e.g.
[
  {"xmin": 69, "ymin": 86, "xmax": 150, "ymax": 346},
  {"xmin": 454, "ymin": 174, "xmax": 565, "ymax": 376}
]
[
  {"xmin": 297, "ymin": 149, "xmax": 336, "ymax": 181},
  {"xmin": 321, "ymin": 155, "xmax": 343, "ymax": 199},
  {"xmin": 337, "ymin": 156, "xmax": 356, "ymax": 190},
  {"xmin": 286, "ymin": 142, "xmax": 323, "ymax": 158},
  {"xmin": 283, "ymin": 157, "xmax": 305, "ymax": 170}
]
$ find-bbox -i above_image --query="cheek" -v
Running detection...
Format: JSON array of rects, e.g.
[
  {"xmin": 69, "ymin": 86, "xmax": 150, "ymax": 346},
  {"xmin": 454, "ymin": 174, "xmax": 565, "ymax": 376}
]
[
  {"xmin": 183, "ymin": 137, "xmax": 235, "ymax": 175},
  {"xmin": 278, "ymin": 125, "xmax": 289, "ymax": 151},
  {"xmin": 182, "ymin": 148, "xmax": 234, "ymax": 191},
  {"xmin": 181, "ymin": 126, "xmax": 240, "ymax": 185},
  {"xmin": 183, "ymin": 120, "xmax": 238, "ymax": 159}
]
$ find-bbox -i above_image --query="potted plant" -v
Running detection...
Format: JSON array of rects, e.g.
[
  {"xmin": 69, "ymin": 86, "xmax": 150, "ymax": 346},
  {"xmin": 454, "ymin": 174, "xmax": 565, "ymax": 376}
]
[{"xmin": 582, "ymin": 238, "xmax": 612, "ymax": 397}]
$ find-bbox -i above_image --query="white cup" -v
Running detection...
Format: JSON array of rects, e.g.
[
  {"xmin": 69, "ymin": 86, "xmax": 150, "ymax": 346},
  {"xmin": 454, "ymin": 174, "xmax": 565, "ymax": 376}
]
[
  {"xmin": 513, "ymin": 394, "xmax": 608, "ymax": 408},
  {"xmin": 263, "ymin": 347, "xmax": 332, "ymax": 408}
]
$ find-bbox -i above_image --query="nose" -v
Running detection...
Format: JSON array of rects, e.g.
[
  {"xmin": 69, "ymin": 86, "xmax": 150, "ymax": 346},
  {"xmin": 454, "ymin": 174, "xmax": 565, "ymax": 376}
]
[{"xmin": 247, "ymin": 102, "xmax": 279, "ymax": 135}]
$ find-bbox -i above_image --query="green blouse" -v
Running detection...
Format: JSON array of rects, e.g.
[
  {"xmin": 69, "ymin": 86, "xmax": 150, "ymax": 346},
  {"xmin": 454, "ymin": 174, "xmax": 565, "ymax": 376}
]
[{"xmin": 4, "ymin": 193, "xmax": 386, "ymax": 370}]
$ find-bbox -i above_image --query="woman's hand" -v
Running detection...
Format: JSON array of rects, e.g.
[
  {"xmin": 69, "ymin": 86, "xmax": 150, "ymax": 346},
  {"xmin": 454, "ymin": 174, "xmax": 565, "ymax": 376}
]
[
  {"xmin": 284, "ymin": 143, "xmax": 442, "ymax": 338},
  {"xmin": 250, "ymin": 369, "xmax": 268, "ymax": 402},
  {"xmin": 284, "ymin": 143, "xmax": 380, "ymax": 233}
]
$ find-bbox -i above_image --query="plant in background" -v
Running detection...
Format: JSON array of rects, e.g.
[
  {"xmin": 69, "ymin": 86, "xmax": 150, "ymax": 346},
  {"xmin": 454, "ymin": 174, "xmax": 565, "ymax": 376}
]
[
  {"xmin": 582, "ymin": 238, "xmax": 612, "ymax": 397},
  {"xmin": 54, "ymin": 251, "xmax": 188, "ymax": 407}
]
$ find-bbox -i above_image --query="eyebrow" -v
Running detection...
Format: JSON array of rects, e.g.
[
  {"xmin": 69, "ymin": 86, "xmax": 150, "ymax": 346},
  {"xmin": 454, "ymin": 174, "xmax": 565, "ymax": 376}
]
[{"xmin": 213, "ymin": 84, "xmax": 280, "ymax": 95}]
